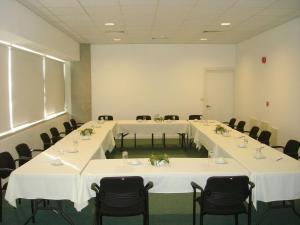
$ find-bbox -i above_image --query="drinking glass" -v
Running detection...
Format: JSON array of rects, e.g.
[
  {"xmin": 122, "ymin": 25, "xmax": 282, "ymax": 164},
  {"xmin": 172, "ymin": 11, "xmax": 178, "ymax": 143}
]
[{"xmin": 122, "ymin": 151, "xmax": 128, "ymax": 163}]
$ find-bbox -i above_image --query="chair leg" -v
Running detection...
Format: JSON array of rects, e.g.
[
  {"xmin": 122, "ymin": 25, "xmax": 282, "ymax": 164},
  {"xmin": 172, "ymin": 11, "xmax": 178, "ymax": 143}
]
[
  {"xmin": 144, "ymin": 213, "xmax": 149, "ymax": 225},
  {"xmin": 151, "ymin": 134, "xmax": 154, "ymax": 149},
  {"xmin": 192, "ymin": 199, "xmax": 196, "ymax": 225},
  {"xmin": 163, "ymin": 133, "xmax": 166, "ymax": 148},
  {"xmin": 0, "ymin": 191, "xmax": 2, "ymax": 222},
  {"xmin": 134, "ymin": 134, "xmax": 137, "ymax": 148},
  {"xmin": 121, "ymin": 133, "xmax": 124, "ymax": 149},
  {"xmin": 200, "ymin": 213, "xmax": 204, "ymax": 225},
  {"xmin": 30, "ymin": 200, "xmax": 35, "ymax": 223},
  {"xmin": 234, "ymin": 214, "xmax": 238, "ymax": 225},
  {"xmin": 99, "ymin": 215, "xmax": 102, "ymax": 225}
]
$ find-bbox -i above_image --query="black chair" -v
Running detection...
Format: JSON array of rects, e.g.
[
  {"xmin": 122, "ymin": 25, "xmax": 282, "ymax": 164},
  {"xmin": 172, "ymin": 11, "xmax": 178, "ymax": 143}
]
[
  {"xmin": 63, "ymin": 122, "xmax": 73, "ymax": 135},
  {"xmin": 135, "ymin": 115, "xmax": 153, "ymax": 148},
  {"xmin": 257, "ymin": 130, "xmax": 272, "ymax": 145},
  {"xmin": 244, "ymin": 126, "xmax": 260, "ymax": 139},
  {"xmin": 40, "ymin": 133, "xmax": 53, "ymax": 150},
  {"xmin": 98, "ymin": 115, "xmax": 113, "ymax": 121},
  {"xmin": 50, "ymin": 127, "xmax": 65, "ymax": 144},
  {"xmin": 223, "ymin": 118, "xmax": 236, "ymax": 129},
  {"xmin": 272, "ymin": 139, "xmax": 300, "ymax": 160},
  {"xmin": 235, "ymin": 121, "xmax": 246, "ymax": 132},
  {"xmin": 189, "ymin": 115, "xmax": 202, "ymax": 120},
  {"xmin": 163, "ymin": 115, "xmax": 185, "ymax": 148},
  {"xmin": 91, "ymin": 176, "xmax": 153, "ymax": 225},
  {"xmin": 191, "ymin": 176, "xmax": 255, "ymax": 225},
  {"xmin": 70, "ymin": 119, "xmax": 83, "ymax": 130},
  {"xmin": 15, "ymin": 143, "xmax": 43, "ymax": 166},
  {"xmin": 0, "ymin": 152, "xmax": 34, "ymax": 222}
]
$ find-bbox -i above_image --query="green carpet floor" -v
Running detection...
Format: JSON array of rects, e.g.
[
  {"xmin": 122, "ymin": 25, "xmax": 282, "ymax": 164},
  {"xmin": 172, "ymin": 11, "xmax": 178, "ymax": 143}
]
[{"xmin": 2, "ymin": 139, "xmax": 300, "ymax": 225}]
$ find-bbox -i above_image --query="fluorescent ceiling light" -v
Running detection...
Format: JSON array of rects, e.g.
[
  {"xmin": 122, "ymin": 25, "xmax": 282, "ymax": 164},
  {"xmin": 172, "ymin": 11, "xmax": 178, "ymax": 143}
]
[
  {"xmin": 113, "ymin": 38, "xmax": 121, "ymax": 41},
  {"xmin": 200, "ymin": 38, "xmax": 208, "ymax": 41},
  {"xmin": 221, "ymin": 22, "xmax": 231, "ymax": 26},
  {"xmin": 105, "ymin": 22, "xmax": 115, "ymax": 26}
]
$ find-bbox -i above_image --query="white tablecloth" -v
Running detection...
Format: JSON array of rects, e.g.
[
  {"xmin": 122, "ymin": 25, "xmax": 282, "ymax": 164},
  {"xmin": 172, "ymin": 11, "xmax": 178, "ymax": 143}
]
[
  {"xmin": 116, "ymin": 120, "xmax": 189, "ymax": 136},
  {"xmin": 76, "ymin": 158, "xmax": 249, "ymax": 211},
  {"xmin": 191, "ymin": 120, "xmax": 300, "ymax": 205},
  {"xmin": 5, "ymin": 121, "xmax": 116, "ymax": 207}
]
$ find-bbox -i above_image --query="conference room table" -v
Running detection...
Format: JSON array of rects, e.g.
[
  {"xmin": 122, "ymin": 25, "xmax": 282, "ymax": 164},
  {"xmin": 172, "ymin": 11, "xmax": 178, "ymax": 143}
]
[
  {"xmin": 76, "ymin": 157, "xmax": 249, "ymax": 211},
  {"xmin": 5, "ymin": 119, "xmax": 300, "ymax": 217},
  {"xmin": 5, "ymin": 121, "xmax": 116, "ymax": 207},
  {"xmin": 190, "ymin": 120, "xmax": 300, "ymax": 206}
]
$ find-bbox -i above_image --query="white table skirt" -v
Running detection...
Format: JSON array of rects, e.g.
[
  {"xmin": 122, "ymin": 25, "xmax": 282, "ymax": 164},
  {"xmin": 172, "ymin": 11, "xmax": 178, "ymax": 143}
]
[
  {"xmin": 116, "ymin": 120, "xmax": 190, "ymax": 136},
  {"xmin": 191, "ymin": 120, "xmax": 300, "ymax": 205},
  {"xmin": 76, "ymin": 158, "xmax": 249, "ymax": 211},
  {"xmin": 5, "ymin": 121, "xmax": 116, "ymax": 207}
]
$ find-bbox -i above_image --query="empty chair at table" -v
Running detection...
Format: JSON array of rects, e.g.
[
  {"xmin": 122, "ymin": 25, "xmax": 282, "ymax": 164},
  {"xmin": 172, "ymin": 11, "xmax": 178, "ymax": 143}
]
[
  {"xmin": 135, "ymin": 115, "xmax": 153, "ymax": 148},
  {"xmin": 98, "ymin": 115, "xmax": 113, "ymax": 121},
  {"xmin": 257, "ymin": 130, "xmax": 272, "ymax": 145},
  {"xmin": 15, "ymin": 143, "xmax": 43, "ymax": 166},
  {"xmin": 70, "ymin": 118, "xmax": 84, "ymax": 130},
  {"xmin": 91, "ymin": 176, "xmax": 153, "ymax": 225},
  {"xmin": 244, "ymin": 126, "xmax": 260, "ymax": 139},
  {"xmin": 223, "ymin": 118, "xmax": 236, "ymax": 129},
  {"xmin": 191, "ymin": 176, "xmax": 255, "ymax": 225},
  {"xmin": 40, "ymin": 133, "xmax": 53, "ymax": 150},
  {"xmin": 235, "ymin": 121, "xmax": 246, "ymax": 132},
  {"xmin": 272, "ymin": 139, "xmax": 300, "ymax": 160},
  {"xmin": 189, "ymin": 115, "xmax": 202, "ymax": 120},
  {"xmin": 50, "ymin": 127, "xmax": 65, "ymax": 144},
  {"xmin": 0, "ymin": 152, "xmax": 34, "ymax": 222},
  {"xmin": 163, "ymin": 115, "xmax": 185, "ymax": 148},
  {"xmin": 63, "ymin": 121, "xmax": 73, "ymax": 135}
]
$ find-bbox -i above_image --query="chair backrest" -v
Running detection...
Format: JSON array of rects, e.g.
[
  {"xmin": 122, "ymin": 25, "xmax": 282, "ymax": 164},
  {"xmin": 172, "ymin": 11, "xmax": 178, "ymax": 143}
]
[
  {"xmin": 189, "ymin": 115, "xmax": 202, "ymax": 120},
  {"xmin": 136, "ymin": 115, "xmax": 151, "ymax": 120},
  {"xmin": 15, "ymin": 143, "xmax": 32, "ymax": 166},
  {"xmin": 257, "ymin": 130, "xmax": 271, "ymax": 145},
  {"xmin": 63, "ymin": 122, "xmax": 73, "ymax": 135},
  {"xmin": 0, "ymin": 152, "xmax": 16, "ymax": 179},
  {"xmin": 98, "ymin": 115, "xmax": 113, "ymax": 121},
  {"xmin": 283, "ymin": 139, "xmax": 300, "ymax": 159},
  {"xmin": 40, "ymin": 133, "xmax": 52, "ymax": 150},
  {"xmin": 236, "ymin": 121, "xmax": 246, "ymax": 132},
  {"xmin": 164, "ymin": 115, "xmax": 179, "ymax": 120},
  {"xmin": 249, "ymin": 126, "xmax": 259, "ymax": 139},
  {"xmin": 99, "ymin": 176, "xmax": 146, "ymax": 214},
  {"xmin": 203, "ymin": 176, "xmax": 250, "ymax": 209},
  {"xmin": 228, "ymin": 118, "xmax": 236, "ymax": 128},
  {"xmin": 50, "ymin": 127, "xmax": 62, "ymax": 144},
  {"xmin": 70, "ymin": 119, "xmax": 78, "ymax": 130}
]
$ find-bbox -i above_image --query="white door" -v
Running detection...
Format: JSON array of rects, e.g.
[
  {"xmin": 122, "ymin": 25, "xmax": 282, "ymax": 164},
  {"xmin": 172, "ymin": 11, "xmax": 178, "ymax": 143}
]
[{"xmin": 204, "ymin": 69, "xmax": 234, "ymax": 121}]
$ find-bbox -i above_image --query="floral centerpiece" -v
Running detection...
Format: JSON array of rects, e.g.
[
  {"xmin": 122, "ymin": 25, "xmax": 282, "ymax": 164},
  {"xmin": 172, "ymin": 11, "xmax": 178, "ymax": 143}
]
[
  {"xmin": 80, "ymin": 128, "xmax": 94, "ymax": 136},
  {"xmin": 214, "ymin": 125, "xmax": 227, "ymax": 135},
  {"xmin": 149, "ymin": 153, "xmax": 169, "ymax": 166}
]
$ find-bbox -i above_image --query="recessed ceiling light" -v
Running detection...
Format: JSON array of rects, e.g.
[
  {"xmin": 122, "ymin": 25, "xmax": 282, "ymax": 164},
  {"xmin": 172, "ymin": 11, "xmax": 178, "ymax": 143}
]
[
  {"xmin": 113, "ymin": 38, "xmax": 121, "ymax": 41},
  {"xmin": 200, "ymin": 38, "xmax": 208, "ymax": 41},
  {"xmin": 221, "ymin": 22, "xmax": 231, "ymax": 26},
  {"xmin": 104, "ymin": 22, "xmax": 115, "ymax": 26}
]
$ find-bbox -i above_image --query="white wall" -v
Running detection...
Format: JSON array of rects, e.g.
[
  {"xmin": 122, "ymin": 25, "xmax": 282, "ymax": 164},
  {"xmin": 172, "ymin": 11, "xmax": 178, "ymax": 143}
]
[
  {"xmin": 235, "ymin": 17, "xmax": 300, "ymax": 145},
  {"xmin": 0, "ymin": 0, "xmax": 79, "ymax": 61},
  {"xmin": 91, "ymin": 44, "xmax": 236, "ymax": 120}
]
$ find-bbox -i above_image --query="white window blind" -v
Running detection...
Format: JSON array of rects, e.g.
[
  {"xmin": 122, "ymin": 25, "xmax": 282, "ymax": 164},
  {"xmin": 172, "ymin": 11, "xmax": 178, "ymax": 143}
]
[
  {"xmin": 11, "ymin": 48, "xmax": 44, "ymax": 127},
  {"xmin": 0, "ymin": 44, "xmax": 10, "ymax": 133},
  {"xmin": 45, "ymin": 58, "xmax": 65, "ymax": 116}
]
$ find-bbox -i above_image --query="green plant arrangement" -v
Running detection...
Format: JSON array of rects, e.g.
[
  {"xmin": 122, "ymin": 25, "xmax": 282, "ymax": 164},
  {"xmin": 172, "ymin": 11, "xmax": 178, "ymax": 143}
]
[
  {"xmin": 149, "ymin": 153, "xmax": 169, "ymax": 166},
  {"xmin": 215, "ymin": 125, "xmax": 227, "ymax": 135},
  {"xmin": 80, "ymin": 128, "xmax": 94, "ymax": 136}
]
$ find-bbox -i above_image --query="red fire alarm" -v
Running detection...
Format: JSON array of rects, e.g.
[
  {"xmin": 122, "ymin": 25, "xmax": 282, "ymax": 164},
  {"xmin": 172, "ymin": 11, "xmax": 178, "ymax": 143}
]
[{"xmin": 261, "ymin": 56, "xmax": 267, "ymax": 64}]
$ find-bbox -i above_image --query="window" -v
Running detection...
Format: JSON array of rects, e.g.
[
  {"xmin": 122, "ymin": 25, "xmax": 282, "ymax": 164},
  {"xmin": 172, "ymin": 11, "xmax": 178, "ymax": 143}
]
[
  {"xmin": 0, "ymin": 41, "xmax": 66, "ymax": 137},
  {"xmin": 0, "ymin": 44, "xmax": 10, "ymax": 133},
  {"xmin": 45, "ymin": 58, "xmax": 65, "ymax": 116}
]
